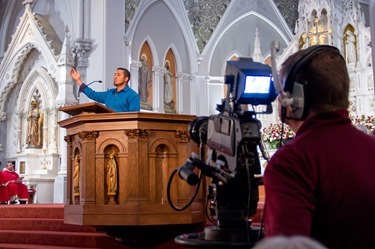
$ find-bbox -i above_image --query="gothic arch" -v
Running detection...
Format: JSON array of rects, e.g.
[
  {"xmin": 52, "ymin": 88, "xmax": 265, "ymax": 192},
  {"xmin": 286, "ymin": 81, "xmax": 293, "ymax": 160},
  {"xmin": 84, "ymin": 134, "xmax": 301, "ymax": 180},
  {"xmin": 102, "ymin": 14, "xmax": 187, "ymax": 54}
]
[
  {"xmin": 72, "ymin": 140, "xmax": 82, "ymax": 159},
  {"xmin": 162, "ymin": 45, "xmax": 180, "ymax": 112},
  {"xmin": 149, "ymin": 137, "xmax": 177, "ymax": 154},
  {"xmin": 0, "ymin": 7, "xmax": 62, "ymax": 120},
  {"xmin": 221, "ymin": 51, "xmax": 242, "ymax": 75},
  {"xmin": 16, "ymin": 66, "xmax": 57, "ymax": 115},
  {"xmin": 207, "ymin": 11, "xmax": 289, "ymax": 76},
  {"xmin": 97, "ymin": 138, "xmax": 126, "ymax": 154},
  {"xmin": 126, "ymin": 1, "xmax": 197, "ymax": 70},
  {"xmin": 162, "ymin": 43, "xmax": 182, "ymax": 71},
  {"xmin": 137, "ymin": 36, "xmax": 159, "ymax": 66}
]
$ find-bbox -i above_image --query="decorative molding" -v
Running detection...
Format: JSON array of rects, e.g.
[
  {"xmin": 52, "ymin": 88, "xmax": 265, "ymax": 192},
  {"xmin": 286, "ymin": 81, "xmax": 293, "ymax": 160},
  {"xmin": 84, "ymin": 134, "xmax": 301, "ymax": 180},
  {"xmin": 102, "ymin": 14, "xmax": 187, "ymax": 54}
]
[
  {"xmin": 176, "ymin": 130, "xmax": 190, "ymax": 143},
  {"xmin": 0, "ymin": 112, "xmax": 6, "ymax": 122},
  {"xmin": 152, "ymin": 66, "xmax": 165, "ymax": 76},
  {"xmin": 125, "ymin": 0, "xmax": 139, "ymax": 32},
  {"xmin": 57, "ymin": 26, "xmax": 74, "ymax": 67},
  {"xmin": 183, "ymin": 0, "xmax": 298, "ymax": 52},
  {"xmin": 78, "ymin": 131, "xmax": 99, "ymax": 141},
  {"xmin": 64, "ymin": 135, "xmax": 73, "ymax": 144},
  {"xmin": 124, "ymin": 129, "xmax": 151, "ymax": 140},
  {"xmin": 123, "ymin": 35, "xmax": 131, "ymax": 47},
  {"xmin": 71, "ymin": 38, "xmax": 93, "ymax": 72},
  {"xmin": 184, "ymin": 0, "xmax": 231, "ymax": 52},
  {"xmin": 130, "ymin": 59, "xmax": 142, "ymax": 69},
  {"xmin": 273, "ymin": 0, "xmax": 299, "ymax": 31},
  {"xmin": 175, "ymin": 72, "xmax": 192, "ymax": 82}
]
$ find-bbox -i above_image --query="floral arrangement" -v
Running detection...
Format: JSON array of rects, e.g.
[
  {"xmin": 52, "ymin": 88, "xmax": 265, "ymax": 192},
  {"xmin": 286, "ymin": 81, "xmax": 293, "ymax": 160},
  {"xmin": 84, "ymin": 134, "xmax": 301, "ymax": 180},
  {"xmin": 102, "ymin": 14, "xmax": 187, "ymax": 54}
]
[
  {"xmin": 261, "ymin": 123, "xmax": 295, "ymax": 150},
  {"xmin": 262, "ymin": 115, "xmax": 375, "ymax": 150},
  {"xmin": 350, "ymin": 114, "xmax": 375, "ymax": 133}
]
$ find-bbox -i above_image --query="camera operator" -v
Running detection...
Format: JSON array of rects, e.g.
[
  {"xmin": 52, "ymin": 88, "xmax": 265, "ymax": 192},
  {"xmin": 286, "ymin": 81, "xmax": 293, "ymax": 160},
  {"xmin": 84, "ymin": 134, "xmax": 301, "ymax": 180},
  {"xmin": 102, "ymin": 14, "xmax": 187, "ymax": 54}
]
[{"xmin": 263, "ymin": 45, "xmax": 375, "ymax": 249}]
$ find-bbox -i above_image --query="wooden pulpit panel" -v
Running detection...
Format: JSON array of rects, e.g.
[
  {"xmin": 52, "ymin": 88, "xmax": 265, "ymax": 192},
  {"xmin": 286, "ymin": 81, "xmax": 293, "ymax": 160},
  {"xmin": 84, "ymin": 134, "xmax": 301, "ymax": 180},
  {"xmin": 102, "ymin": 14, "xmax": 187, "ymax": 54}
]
[{"xmin": 59, "ymin": 108, "xmax": 205, "ymax": 226}]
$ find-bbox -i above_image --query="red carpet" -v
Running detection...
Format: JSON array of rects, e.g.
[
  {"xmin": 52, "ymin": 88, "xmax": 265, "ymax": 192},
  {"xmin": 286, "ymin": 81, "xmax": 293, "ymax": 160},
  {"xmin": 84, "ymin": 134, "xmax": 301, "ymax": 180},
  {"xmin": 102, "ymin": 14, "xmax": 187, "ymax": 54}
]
[
  {"xmin": 0, "ymin": 203, "xmax": 264, "ymax": 248},
  {"xmin": 0, "ymin": 204, "xmax": 200, "ymax": 248},
  {"xmin": 0, "ymin": 204, "xmax": 127, "ymax": 249}
]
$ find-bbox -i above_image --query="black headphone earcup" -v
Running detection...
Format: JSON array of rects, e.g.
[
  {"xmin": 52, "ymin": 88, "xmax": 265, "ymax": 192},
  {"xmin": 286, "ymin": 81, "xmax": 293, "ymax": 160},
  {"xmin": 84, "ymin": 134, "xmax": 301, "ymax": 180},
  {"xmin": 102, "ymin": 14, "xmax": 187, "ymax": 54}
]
[{"xmin": 281, "ymin": 45, "xmax": 341, "ymax": 121}]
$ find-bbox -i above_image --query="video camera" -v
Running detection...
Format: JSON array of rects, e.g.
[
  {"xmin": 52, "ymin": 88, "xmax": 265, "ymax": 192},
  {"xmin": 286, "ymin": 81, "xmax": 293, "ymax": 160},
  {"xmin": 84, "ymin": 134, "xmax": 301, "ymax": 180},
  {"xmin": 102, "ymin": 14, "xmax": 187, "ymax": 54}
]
[{"xmin": 170, "ymin": 58, "xmax": 277, "ymax": 248}]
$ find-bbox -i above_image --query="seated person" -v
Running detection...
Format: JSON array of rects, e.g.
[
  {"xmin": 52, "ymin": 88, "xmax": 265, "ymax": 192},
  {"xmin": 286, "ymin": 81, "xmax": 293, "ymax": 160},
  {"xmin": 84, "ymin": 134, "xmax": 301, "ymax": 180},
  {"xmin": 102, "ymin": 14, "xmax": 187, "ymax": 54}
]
[
  {"xmin": 0, "ymin": 166, "xmax": 10, "ymax": 204},
  {"xmin": 3, "ymin": 161, "xmax": 29, "ymax": 204}
]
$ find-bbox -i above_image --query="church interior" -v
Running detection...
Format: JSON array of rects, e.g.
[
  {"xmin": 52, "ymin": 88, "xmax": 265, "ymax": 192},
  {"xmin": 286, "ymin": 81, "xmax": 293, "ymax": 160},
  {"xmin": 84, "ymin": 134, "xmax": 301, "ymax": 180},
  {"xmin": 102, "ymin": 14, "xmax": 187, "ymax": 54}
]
[{"xmin": 0, "ymin": 0, "xmax": 374, "ymax": 248}]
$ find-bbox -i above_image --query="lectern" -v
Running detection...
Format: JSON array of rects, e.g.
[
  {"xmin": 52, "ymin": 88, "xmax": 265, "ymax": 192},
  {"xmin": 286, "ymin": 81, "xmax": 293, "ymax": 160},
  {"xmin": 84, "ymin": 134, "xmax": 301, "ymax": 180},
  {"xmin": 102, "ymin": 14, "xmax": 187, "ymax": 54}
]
[{"xmin": 58, "ymin": 103, "xmax": 205, "ymax": 226}]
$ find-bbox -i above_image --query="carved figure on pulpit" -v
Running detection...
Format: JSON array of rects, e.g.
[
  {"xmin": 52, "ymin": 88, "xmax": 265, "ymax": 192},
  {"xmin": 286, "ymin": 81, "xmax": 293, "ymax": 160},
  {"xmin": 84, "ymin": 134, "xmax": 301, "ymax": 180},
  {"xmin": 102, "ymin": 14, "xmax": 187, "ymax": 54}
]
[
  {"xmin": 73, "ymin": 155, "xmax": 80, "ymax": 196},
  {"xmin": 106, "ymin": 153, "xmax": 118, "ymax": 196},
  {"xmin": 26, "ymin": 100, "xmax": 42, "ymax": 148},
  {"xmin": 345, "ymin": 30, "xmax": 356, "ymax": 64}
]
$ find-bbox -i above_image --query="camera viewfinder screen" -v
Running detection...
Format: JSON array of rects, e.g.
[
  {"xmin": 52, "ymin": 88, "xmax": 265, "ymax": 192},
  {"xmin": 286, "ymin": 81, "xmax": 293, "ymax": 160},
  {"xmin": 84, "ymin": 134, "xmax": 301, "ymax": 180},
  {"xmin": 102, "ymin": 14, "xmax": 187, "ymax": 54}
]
[{"xmin": 244, "ymin": 75, "xmax": 271, "ymax": 94}]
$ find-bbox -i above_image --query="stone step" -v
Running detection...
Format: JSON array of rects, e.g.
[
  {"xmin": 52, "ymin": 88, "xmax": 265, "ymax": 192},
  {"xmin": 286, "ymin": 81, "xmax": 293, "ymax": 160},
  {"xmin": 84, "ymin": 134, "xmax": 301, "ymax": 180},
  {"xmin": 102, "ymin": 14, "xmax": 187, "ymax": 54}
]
[
  {"xmin": 0, "ymin": 230, "xmax": 126, "ymax": 248},
  {"xmin": 0, "ymin": 204, "xmax": 64, "ymax": 219},
  {"xmin": 0, "ymin": 243, "xmax": 105, "ymax": 249},
  {"xmin": 0, "ymin": 218, "xmax": 96, "ymax": 232}
]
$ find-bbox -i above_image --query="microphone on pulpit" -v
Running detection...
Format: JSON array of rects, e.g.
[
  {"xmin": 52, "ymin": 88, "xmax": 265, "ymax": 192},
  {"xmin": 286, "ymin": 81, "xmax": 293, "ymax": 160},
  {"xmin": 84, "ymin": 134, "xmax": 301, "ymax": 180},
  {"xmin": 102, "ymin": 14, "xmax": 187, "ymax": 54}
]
[
  {"xmin": 86, "ymin": 80, "xmax": 103, "ymax": 87},
  {"xmin": 77, "ymin": 80, "xmax": 103, "ymax": 103}
]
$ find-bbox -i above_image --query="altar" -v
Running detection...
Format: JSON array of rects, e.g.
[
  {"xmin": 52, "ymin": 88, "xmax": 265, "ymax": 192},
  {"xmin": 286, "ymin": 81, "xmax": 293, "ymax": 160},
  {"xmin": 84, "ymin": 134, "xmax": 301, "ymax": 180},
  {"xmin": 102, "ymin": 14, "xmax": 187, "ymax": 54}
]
[{"xmin": 58, "ymin": 103, "xmax": 205, "ymax": 226}]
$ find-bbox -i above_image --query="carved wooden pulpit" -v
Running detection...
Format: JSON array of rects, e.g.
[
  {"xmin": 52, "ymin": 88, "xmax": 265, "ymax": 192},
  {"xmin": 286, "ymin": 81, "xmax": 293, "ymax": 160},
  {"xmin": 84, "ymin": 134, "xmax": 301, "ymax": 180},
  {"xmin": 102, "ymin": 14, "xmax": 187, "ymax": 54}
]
[{"xmin": 58, "ymin": 103, "xmax": 205, "ymax": 226}]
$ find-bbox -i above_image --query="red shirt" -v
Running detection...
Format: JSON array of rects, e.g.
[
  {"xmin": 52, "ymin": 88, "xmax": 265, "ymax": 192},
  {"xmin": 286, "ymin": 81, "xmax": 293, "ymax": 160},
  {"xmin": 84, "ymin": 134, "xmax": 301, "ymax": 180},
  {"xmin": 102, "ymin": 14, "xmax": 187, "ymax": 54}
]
[{"xmin": 264, "ymin": 109, "xmax": 375, "ymax": 249}]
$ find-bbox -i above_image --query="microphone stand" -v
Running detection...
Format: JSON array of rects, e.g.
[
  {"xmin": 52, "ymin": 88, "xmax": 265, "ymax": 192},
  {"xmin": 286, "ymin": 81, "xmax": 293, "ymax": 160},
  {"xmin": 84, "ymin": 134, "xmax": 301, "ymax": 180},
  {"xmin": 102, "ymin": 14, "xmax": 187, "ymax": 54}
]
[{"xmin": 77, "ymin": 80, "xmax": 102, "ymax": 104}]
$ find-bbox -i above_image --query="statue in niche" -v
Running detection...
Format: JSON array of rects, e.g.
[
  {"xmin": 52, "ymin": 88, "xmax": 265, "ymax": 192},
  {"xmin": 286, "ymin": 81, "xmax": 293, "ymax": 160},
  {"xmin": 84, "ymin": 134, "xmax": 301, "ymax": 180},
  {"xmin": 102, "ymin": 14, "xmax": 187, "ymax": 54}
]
[
  {"xmin": 164, "ymin": 61, "xmax": 174, "ymax": 106},
  {"xmin": 73, "ymin": 155, "xmax": 80, "ymax": 197},
  {"xmin": 26, "ymin": 100, "xmax": 42, "ymax": 148},
  {"xmin": 345, "ymin": 30, "xmax": 356, "ymax": 64},
  {"xmin": 106, "ymin": 153, "xmax": 118, "ymax": 197},
  {"xmin": 139, "ymin": 54, "xmax": 151, "ymax": 106}
]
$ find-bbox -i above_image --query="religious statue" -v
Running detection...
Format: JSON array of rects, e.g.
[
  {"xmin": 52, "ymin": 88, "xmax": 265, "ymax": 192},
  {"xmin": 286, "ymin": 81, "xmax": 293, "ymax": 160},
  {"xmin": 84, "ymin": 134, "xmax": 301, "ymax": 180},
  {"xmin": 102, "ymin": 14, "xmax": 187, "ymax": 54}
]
[
  {"xmin": 139, "ymin": 54, "xmax": 151, "ymax": 104},
  {"xmin": 164, "ymin": 61, "xmax": 173, "ymax": 106},
  {"xmin": 106, "ymin": 153, "xmax": 118, "ymax": 196},
  {"xmin": 345, "ymin": 30, "xmax": 356, "ymax": 64},
  {"xmin": 73, "ymin": 155, "xmax": 80, "ymax": 197},
  {"xmin": 26, "ymin": 100, "xmax": 42, "ymax": 148}
]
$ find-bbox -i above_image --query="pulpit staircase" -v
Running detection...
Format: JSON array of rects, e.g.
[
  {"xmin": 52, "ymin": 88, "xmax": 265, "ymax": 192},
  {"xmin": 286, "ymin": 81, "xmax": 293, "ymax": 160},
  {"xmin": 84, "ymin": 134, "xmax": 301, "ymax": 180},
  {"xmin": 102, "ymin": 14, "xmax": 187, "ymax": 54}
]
[{"xmin": 0, "ymin": 204, "xmax": 127, "ymax": 248}]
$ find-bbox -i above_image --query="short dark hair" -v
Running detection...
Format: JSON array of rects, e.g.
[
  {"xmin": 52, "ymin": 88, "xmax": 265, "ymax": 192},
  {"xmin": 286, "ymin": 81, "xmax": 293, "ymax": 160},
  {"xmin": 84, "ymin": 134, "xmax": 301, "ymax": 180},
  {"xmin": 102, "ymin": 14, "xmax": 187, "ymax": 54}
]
[
  {"xmin": 6, "ymin": 161, "xmax": 15, "ymax": 170},
  {"xmin": 281, "ymin": 47, "xmax": 349, "ymax": 113},
  {"xmin": 117, "ymin": 68, "xmax": 131, "ymax": 81}
]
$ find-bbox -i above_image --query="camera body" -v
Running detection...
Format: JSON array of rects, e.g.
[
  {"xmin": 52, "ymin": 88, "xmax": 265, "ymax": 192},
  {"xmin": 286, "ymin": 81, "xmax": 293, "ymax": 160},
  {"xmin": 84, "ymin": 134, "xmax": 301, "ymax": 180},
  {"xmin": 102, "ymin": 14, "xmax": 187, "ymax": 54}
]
[
  {"xmin": 175, "ymin": 58, "xmax": 276, "ymax": 245},
  {"xmin": 208, "ymin": 58, "xmax": 276, "ymax": 227}
]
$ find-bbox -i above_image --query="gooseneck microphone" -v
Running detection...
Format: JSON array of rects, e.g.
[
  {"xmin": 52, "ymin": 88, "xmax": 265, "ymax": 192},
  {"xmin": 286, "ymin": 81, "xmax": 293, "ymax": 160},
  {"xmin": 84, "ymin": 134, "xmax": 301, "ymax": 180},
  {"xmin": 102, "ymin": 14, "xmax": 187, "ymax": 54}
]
[
  {"xmin": 86, "ymin": 80, "xmax": 103, "ymax": 87},
  {"xmin": 77, "ymin": 80, "xmax": 102, "ymax": 103}
]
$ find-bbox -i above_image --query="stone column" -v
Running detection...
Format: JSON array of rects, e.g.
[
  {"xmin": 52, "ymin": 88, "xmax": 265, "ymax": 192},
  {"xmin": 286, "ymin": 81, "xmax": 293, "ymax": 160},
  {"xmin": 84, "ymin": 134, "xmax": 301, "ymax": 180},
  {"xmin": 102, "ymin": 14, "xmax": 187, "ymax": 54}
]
[
  {"xmin": 153, "ymin": 66, "xmax": 165, "ymax": 112},
  {"xmin": 130, "ymin": 60, "xmax": 141, "ymax": 95},
  {"xmin": 16, "ymin": 112, "xmax": 23, "ymax": 153}
]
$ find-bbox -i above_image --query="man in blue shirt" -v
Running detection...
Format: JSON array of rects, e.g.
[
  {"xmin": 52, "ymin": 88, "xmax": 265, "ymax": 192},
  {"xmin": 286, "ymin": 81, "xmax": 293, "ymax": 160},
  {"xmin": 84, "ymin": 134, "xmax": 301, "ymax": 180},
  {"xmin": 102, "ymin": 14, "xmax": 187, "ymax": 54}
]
[{"xmin": 70, "ymin": 67, "xmax": 140, "ymax": 112}]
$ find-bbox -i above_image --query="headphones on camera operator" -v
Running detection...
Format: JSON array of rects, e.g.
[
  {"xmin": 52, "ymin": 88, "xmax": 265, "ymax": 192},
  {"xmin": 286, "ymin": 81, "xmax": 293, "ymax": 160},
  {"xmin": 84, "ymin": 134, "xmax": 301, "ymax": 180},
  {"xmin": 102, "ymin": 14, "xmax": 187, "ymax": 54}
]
[{"xmin": 271, "ymin": 40, "xmax": 344, "ymax": 123}]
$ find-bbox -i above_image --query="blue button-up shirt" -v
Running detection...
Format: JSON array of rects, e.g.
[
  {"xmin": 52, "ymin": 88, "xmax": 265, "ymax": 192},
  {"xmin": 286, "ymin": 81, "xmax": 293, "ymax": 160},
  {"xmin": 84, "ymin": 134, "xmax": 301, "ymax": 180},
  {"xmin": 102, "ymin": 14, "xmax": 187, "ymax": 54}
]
[{"xmin": 81, "ymin": 84, "xmax": 140, "ymax": 112}]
